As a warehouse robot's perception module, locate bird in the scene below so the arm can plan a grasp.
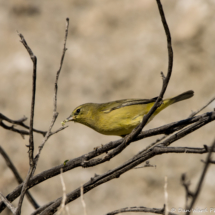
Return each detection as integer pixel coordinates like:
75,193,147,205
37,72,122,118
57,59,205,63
62,90,194,137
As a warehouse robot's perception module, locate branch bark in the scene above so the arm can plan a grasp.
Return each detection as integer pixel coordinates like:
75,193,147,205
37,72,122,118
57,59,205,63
187,140,215,214
34,146,213,215
105,205,178,215
0,110,215,213
5,18,70,215
0,1,214,214
0,113,46,137
15,32,37,215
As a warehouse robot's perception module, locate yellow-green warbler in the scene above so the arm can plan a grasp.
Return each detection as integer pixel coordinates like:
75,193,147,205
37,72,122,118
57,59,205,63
62,90,194,137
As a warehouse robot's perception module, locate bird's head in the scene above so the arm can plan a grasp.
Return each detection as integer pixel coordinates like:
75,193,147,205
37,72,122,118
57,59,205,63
61,103,95,126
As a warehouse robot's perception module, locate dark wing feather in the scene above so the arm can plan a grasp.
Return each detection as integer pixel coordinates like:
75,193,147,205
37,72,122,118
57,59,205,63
101,97,158,113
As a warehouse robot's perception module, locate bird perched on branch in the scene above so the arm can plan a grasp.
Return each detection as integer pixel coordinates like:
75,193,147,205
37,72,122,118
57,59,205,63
62,90,194,137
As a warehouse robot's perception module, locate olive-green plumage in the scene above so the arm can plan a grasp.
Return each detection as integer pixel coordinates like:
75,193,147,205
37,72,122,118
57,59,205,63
62,90,194,137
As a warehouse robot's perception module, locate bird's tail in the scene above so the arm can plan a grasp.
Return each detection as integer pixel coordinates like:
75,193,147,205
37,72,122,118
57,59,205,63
171,90,194,104
147,90,194,123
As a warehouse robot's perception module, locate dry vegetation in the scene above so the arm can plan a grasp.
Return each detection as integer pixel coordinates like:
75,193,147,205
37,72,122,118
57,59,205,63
0,0,215,215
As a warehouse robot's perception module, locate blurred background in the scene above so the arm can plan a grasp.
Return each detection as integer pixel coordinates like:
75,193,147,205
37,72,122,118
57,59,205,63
0,0,215,214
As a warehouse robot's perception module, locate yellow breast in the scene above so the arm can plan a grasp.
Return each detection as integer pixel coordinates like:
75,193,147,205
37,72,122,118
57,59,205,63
95,103,153,136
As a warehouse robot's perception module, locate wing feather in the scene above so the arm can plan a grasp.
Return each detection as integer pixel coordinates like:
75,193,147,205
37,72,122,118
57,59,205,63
102,97,157,113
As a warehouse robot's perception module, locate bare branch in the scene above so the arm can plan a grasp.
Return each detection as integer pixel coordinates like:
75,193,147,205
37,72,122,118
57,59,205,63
0,113,27,124
80,184,87,215
1,109,215,213
48,126,68,138
0,121,30,138
209,160,215,164
181,173,194,210
15,31,37,215
189,96,215,118
164,177,168,215
1,90,213,212
186,139,215,215
71,0,174,171
1,2,214,213
57,169,69,215
140,95,215,148
0,19,70,214
14,18,70,215
1,145,211,214
54,18,69,113
2,94,211,143
126,0,174,145
77,111,215,168
18,32,37,167
136,0,173,133
0,113,47,136
0,114,43,136
30,146,213,215
105,205,178,215
33,17,70,171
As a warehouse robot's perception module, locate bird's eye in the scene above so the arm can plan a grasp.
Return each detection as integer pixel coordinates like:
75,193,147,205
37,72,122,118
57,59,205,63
76,108,81,115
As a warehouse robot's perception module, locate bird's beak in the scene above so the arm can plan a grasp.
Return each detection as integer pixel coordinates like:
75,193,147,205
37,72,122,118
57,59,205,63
61,115,74,126
66,115,74,121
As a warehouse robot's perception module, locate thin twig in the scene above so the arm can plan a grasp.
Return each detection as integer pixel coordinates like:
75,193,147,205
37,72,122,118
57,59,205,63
160,118,212,147
154,95,215,147
181,173,193,210
31,146,214,215
3,112,214,214
0,146,39,209
16,31,37,215
18,32,37,167
186,139,215,215
125,0,174,144
0,109,210,213
81,184,87,215
105,205,178,215
1,145,211,214
14,18,70,215
48,126,68,138
136,0,174,134
189,97,215,118
209,160,215,164
0,121,30,138
0,113,47,136
80,111,215,168
57,169,69,215
54,18,69,113
0,113,27,124
1,110,215,214
151,95,215,147
164,177,168,215
74,0,173,170
33,18,69,168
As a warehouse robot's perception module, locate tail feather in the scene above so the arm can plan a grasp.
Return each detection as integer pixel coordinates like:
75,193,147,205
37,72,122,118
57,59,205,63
171,90,194,104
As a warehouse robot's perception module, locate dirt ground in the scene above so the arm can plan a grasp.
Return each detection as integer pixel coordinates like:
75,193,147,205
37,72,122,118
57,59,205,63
1,0,215,214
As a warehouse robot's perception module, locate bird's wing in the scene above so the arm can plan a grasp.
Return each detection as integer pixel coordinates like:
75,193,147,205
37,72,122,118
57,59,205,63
101,97,158,113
